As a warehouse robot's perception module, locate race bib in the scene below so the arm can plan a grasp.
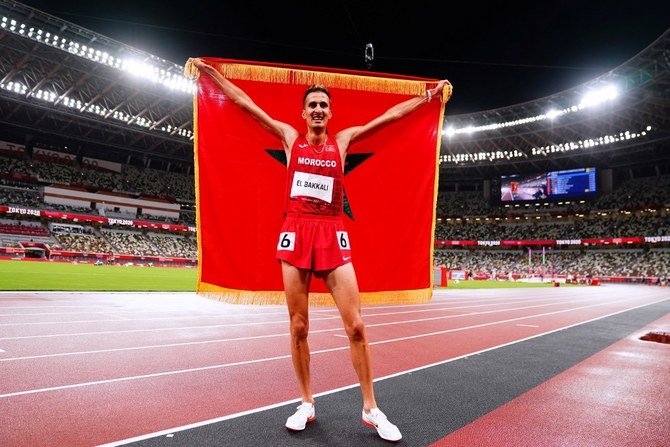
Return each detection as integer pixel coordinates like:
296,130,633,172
336,231,350,250
277,232,295,251
290,171,334,203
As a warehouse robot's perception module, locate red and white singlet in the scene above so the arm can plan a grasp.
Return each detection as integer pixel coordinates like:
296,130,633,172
276,135,352,270
285,134,344,216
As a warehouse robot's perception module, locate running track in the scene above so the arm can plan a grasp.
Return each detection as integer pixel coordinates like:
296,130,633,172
0,286,668,446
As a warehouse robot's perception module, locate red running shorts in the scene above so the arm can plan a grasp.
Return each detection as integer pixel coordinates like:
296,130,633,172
276,214,352,271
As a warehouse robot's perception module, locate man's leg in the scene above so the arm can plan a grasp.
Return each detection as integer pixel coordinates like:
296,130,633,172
323,263,377,411
281,260,314,404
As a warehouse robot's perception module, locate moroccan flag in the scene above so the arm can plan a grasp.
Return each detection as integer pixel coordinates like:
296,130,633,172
186,58,450,305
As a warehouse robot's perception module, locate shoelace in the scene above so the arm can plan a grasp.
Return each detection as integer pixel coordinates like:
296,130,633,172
368,410,387,422
295,404,312,414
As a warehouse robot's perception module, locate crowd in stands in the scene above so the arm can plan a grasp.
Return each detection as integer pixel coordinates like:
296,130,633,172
149,235,198,258
436,191,493,217
52,233,115,253
3,157,670,271
0,187,41,208
102,231,162,256
0,155,194,200
46,225,197,258
434,249,670,278
435,214,670,240
593,175,670,210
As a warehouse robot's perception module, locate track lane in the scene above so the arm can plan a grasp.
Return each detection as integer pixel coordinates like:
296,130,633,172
0,293,648,393
0,287,667,447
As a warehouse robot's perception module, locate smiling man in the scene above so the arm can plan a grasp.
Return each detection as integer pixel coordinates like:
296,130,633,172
191,58,450,442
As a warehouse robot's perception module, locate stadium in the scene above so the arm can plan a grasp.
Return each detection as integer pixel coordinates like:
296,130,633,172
0,1,669,446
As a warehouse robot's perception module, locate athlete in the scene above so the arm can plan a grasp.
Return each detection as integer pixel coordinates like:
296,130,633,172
191,58,450,442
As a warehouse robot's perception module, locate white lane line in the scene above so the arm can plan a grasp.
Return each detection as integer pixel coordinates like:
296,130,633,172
0,347,5,353
333,334,348,338
97,313,129,321
516,324,540,328
0,295,574,328
0,298,596,352
0,306,115,310
96,295,670,447
2,296,666,397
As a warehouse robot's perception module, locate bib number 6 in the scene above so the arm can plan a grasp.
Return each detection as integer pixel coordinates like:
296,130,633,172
336,231,350,250
277,232,296,251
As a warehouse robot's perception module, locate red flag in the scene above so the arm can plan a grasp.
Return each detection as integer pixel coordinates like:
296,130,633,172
187,59,449,305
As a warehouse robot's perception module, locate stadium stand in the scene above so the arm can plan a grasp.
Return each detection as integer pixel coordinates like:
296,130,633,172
0,154,195,201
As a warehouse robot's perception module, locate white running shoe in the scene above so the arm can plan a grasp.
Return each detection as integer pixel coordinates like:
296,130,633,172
362,407,402,441
285,402,315,431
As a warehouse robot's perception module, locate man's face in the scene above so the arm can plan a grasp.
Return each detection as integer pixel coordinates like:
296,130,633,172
302,91,332,130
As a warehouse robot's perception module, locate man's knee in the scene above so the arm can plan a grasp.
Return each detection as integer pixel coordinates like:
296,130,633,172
345,319,366,343
290,315,309,340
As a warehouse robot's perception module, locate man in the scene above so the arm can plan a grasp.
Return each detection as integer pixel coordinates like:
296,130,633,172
191,59,450,442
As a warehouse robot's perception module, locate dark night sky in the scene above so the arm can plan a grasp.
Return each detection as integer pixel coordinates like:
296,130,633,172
22,1,670,115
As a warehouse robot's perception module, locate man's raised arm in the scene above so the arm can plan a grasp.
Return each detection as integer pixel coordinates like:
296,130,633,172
191,59,298,151
335,80,451,153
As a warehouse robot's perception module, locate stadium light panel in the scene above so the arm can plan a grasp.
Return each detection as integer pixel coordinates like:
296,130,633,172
579,84,619,108
446,83,621,137
546,109,561,120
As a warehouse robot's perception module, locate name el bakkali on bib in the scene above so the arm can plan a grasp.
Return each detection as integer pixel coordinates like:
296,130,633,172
291,171,334,203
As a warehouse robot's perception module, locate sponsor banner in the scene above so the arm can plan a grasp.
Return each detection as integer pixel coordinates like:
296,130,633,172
108,218,134,226
502,240,557,246
556,239,582,245
0,140,25,157
0,247,25,254
33,148,76,164
1,206,41,216
477,240,500,246
82,157,123,173
581,237,645,245
644,236,670,243
41,210,107,224
0,206,196,233
435,240,477,246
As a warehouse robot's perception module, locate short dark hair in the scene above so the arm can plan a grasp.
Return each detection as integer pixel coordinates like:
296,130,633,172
303,85,331,105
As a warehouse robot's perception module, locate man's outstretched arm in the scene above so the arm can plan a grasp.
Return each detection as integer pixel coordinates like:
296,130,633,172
335,80,451,153
191,59,298,151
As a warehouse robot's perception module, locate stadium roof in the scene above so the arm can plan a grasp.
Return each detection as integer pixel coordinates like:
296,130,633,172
0,0,669,181
0,0,194,165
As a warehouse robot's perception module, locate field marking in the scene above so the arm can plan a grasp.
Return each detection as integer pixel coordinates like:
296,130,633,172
0,296,597,340
516,324,540,328
94,295,670,447
0,347,5,353
333,334,348,338
0,295,580,328
1,296,666,398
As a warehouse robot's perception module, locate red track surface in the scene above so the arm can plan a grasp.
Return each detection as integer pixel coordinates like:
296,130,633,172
0,287,668,446
432,311,670,447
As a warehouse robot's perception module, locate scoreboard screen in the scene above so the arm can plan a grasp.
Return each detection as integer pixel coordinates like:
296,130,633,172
501,168,597,202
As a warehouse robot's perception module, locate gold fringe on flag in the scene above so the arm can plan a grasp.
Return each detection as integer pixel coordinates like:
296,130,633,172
185,59,432,96
198,281,433,306
429,87,450,287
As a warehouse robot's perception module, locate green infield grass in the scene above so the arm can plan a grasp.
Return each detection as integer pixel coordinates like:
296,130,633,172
0,260,197,291
0,260,576,292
